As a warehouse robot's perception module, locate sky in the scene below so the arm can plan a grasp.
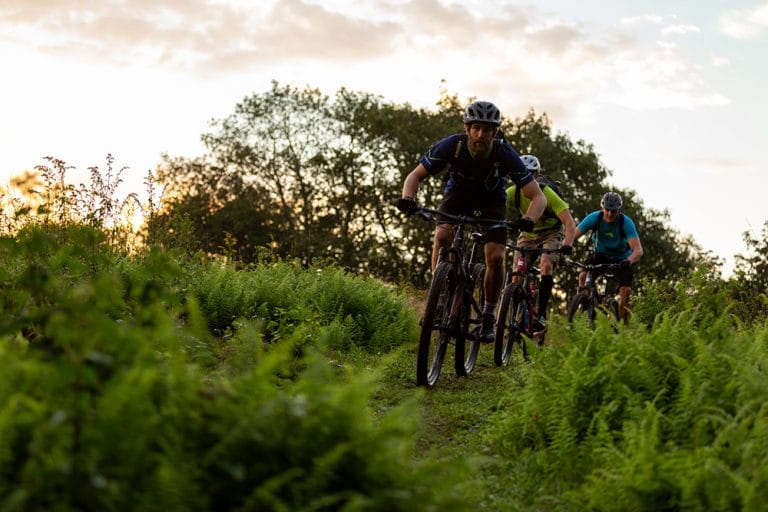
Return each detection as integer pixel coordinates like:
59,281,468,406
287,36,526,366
1,0,766,275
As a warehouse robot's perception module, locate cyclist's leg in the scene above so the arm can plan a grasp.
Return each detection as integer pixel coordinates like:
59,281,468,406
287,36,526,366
479,201,508,310
483,241,505,306
480,224,507,340
432,223,454,271
578,270,587,291
510,230,535,286
512,233,536,283
432,192,468,271
578,252,599,294
618,286,631,323
536,231,562,326
616,264,634,324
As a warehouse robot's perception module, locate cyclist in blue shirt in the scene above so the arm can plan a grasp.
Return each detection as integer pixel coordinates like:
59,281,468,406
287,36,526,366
397,100,546,341
573,191,644,324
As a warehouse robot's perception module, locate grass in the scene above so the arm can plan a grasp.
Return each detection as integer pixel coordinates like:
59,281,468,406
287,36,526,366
362,330,540,510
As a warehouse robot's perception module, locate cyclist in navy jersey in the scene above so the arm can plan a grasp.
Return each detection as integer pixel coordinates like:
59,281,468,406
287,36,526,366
397,100,546,341
573,191,644,324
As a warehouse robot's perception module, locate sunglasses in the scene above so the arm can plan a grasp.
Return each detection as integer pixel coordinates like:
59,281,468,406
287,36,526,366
604,209,619,214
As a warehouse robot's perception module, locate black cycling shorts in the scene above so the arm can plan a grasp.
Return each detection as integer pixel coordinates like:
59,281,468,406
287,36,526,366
438,189,507,244
586,253,634,288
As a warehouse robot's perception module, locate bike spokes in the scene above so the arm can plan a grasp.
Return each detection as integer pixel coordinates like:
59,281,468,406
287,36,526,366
417,263,455,387
456,263,485,377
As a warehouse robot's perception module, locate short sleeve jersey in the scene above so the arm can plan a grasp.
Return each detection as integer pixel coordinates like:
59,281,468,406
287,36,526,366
577,211,639,259
506,184,568,235
419,134,533,204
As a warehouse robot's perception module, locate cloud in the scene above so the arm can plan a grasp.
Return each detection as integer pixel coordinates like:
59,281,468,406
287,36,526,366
605,39,731,110
523,22,589,58
0,0,730,114
254,0,400,60
718,2,768,39
661,24,700,35
620,14,663,25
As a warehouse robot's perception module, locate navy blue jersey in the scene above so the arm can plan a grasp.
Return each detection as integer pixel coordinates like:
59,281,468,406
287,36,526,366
419,134,533,204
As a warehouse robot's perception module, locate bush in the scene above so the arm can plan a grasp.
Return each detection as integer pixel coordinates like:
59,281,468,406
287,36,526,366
481,304,768,511
0,225,460,511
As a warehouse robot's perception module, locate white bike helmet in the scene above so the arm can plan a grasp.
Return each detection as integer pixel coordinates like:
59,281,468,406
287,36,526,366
463,101,502,126
600,191,623,210
520,155,541,173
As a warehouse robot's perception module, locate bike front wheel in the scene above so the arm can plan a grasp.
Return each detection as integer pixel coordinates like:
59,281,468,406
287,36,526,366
567,292,597,328
600,297,620,331
417,262,456,387
455,263,485,377
494,284,526,367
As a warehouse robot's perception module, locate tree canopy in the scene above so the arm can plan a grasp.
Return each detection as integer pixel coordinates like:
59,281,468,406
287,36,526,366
150,81,705,296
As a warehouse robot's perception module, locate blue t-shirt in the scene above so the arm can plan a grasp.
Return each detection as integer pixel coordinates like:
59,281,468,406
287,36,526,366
577,211,638,259
419,134,533,204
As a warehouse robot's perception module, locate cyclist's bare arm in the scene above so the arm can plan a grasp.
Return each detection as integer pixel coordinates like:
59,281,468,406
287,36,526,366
558,208,577,246
401,163,429,199
519,180,546,222
626,236,644,264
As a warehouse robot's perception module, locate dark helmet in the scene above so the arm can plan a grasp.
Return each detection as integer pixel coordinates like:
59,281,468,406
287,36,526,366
463,100,501,126
600,191,623,210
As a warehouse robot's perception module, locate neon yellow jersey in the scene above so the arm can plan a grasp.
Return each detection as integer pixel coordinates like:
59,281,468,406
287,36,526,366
506,184,568,235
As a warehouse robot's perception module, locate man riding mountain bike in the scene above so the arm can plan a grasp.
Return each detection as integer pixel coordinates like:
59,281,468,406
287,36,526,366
397,100,546,342
506,154,576,334
573,191,644,324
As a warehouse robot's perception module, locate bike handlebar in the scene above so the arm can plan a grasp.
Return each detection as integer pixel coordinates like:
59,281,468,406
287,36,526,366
563,259,621,272
507,245,567,255
398,203,536,231
409,206,510,230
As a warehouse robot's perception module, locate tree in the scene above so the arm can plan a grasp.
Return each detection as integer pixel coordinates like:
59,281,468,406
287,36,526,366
729,220,768,321
150,82,706,294
499,110,704,303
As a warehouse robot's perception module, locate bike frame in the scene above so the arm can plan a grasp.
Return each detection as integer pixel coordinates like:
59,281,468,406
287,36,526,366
412,207,507,387
506,250,539,336
495,245,561,366
435,223,485,338
565,260,621,326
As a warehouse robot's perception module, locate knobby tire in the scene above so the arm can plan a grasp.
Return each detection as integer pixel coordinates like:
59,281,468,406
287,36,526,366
494,284,527,367
416,262,456,388
567,292,598,328
455,263,485,377
600,297,621,331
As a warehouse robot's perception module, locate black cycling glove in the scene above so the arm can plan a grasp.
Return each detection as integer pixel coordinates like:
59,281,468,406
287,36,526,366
396,197,418,214
620,259,632,269
560,244,573,256
517,217,535,233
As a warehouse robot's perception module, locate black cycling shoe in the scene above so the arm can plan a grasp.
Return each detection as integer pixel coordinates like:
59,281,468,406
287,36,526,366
531,316,547,334
479,313,496,343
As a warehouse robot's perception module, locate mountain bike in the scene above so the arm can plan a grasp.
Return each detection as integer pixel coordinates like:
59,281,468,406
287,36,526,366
494,246,564,367
405,206,507,388
564,260,621,328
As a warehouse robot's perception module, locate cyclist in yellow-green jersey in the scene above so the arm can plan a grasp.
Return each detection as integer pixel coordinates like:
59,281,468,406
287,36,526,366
506,155,576,333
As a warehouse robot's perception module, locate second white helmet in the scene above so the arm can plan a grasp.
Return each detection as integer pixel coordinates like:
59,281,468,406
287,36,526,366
520,154,541,173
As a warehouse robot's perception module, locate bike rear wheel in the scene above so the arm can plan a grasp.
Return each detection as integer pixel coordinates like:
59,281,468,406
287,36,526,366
417,262,456,387
494,284,526,367
455,263,485,377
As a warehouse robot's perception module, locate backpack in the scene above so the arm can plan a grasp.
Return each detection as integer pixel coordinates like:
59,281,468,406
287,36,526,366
513,174,564,225
593,210,626,243
445,133,504,190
